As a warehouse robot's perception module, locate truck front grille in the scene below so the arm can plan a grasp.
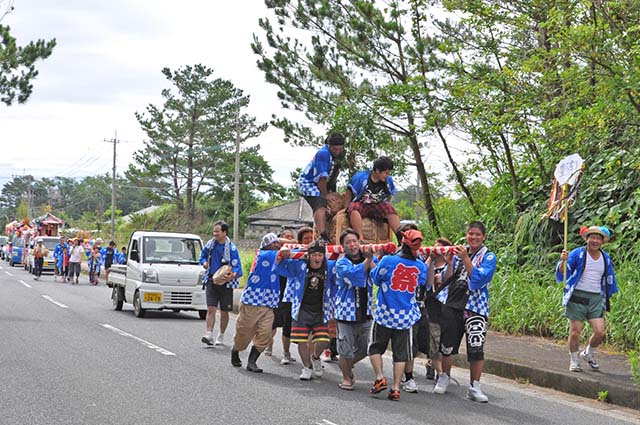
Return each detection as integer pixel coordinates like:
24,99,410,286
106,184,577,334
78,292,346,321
164,291,193,305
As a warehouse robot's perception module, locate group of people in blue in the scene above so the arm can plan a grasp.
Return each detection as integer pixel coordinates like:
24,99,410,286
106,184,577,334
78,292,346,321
52,236,126,284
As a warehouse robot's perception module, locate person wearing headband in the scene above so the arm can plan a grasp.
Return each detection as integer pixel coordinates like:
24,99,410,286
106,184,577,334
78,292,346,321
298,133,346,243
434,221,496,403
368,229,428,401
276,238,337,381
557,225,618,374
231,233,282,373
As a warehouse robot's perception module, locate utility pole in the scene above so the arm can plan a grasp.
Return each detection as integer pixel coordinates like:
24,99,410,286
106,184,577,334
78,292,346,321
104,131,118,242
233,120,241,243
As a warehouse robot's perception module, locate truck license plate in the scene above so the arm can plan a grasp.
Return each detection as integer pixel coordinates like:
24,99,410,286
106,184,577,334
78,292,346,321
43,261,48,266
143,292,162,303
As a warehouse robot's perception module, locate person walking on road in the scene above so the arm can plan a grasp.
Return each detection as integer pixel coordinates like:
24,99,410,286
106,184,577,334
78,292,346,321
334,229,375,391
557,225,618,372
277,239,336,381
103,240,118,284
53,236,69,282
68,239,84,285
231,233,282,373
434,221,497,403
200,221,243,346
32,238,46,281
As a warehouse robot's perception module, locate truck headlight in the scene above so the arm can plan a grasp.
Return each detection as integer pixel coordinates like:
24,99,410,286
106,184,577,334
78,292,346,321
142,269,158,283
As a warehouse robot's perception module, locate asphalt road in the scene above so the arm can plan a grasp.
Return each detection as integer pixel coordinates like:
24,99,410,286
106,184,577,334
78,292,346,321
1,263,638,425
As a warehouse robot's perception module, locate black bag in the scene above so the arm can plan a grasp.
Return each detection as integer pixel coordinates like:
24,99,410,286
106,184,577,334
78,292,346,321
445,278,470,311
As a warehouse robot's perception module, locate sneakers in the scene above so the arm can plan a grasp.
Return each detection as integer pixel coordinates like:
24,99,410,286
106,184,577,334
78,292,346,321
402,378,418,393
264,348,272,357
320,348,335,362
201,334,214,346
467,380,489,403
281,352,296,365
433,372,449,394
311,356,324,377
580,350,600,369
300,367,313,381
214,333,225,346
369,377,388,394
569,361,582,372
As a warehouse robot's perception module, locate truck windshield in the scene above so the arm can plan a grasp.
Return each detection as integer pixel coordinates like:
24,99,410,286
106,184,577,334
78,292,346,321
142,237,202,264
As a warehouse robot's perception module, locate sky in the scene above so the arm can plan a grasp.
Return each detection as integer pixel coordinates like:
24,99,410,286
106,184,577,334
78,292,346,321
0,0,458,196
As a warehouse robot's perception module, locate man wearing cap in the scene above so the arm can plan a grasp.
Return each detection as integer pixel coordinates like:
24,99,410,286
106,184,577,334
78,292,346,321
298,133,346,243
368,229,428,401
557,225,618,372
277,239,337,381
230,233,282,373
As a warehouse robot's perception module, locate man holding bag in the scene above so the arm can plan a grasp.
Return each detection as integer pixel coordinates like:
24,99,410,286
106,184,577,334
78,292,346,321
200,221,243,346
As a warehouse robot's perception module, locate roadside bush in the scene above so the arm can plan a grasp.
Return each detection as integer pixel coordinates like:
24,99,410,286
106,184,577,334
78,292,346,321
489,262,639,352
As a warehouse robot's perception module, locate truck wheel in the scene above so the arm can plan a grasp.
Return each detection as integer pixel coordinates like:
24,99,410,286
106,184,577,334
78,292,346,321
9,259,13,267
198,310,207,320
112,287,124,311
133,291,146,318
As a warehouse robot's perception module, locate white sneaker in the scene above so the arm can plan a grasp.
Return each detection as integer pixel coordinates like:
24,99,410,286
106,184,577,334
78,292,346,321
311,356,324,377
569,360,582,372
281,352,295,365
214,333,225,346
299,367,313,380
580,350,600,369
433,372,449,394
402,378,418,393
201,334,214,346
467,380,489,403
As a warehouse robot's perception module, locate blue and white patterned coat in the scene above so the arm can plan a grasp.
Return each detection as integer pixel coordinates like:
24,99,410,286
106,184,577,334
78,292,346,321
298,145,334,197
555,247,617,308
348,170,397,202
370,255,428,330
334,255,374,321
199,238,243,289
53,242,70,262
276,259,336,323
240,250,281,308
436,247,496,317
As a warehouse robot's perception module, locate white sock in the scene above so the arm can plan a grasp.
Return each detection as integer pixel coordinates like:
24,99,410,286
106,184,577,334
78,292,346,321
217,332,224,338
206,331,213,338
570,351,579,363
585,345,594,356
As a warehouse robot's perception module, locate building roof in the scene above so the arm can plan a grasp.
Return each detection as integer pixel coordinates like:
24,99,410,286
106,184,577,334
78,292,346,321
247,198,313,225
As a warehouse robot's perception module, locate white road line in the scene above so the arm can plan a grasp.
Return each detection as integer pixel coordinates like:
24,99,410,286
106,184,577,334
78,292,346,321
316,420,339,425
18,280,32,288
5,271,13,276
100,324,176,356
41,295,69,309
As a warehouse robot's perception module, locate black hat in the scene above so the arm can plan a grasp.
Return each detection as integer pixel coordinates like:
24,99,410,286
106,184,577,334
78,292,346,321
307,238,326,255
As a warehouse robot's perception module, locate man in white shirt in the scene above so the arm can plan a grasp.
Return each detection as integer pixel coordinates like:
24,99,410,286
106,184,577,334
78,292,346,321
557,226,618,372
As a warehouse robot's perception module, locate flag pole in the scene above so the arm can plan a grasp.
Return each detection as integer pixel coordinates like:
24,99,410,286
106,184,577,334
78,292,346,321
562,183,569,285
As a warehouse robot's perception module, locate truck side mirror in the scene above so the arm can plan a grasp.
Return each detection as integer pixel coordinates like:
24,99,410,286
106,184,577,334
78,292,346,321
130,250,139,262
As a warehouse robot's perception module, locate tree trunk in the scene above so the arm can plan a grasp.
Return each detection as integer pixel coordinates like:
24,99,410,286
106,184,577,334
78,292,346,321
498,131,520,209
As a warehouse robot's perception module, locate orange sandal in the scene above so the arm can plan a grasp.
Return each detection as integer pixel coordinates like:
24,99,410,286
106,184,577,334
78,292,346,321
387,389,400,401
369,377,388,394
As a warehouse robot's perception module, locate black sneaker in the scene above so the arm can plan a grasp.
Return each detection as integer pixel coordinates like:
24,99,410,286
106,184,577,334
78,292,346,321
426,365,435,381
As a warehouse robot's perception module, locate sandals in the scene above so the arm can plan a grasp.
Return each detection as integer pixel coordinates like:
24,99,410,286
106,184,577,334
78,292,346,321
387,389,400,401
338,382,353,391
369,377,388,394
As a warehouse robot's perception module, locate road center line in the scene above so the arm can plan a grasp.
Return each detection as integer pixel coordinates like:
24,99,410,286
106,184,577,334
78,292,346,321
5,271,13,276
41,295,69,309
18,280,32,288
316,420,339,425
100,324,176,356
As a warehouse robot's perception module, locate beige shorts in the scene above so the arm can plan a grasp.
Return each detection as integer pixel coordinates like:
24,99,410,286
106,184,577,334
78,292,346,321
233,304,275,352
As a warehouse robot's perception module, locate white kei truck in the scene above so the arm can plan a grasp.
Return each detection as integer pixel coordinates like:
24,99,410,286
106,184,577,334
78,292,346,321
108,231,208,319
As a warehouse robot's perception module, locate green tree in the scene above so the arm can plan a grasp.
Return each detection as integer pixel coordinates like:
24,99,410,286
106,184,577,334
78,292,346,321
127,64,269,219
0,4,56,105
